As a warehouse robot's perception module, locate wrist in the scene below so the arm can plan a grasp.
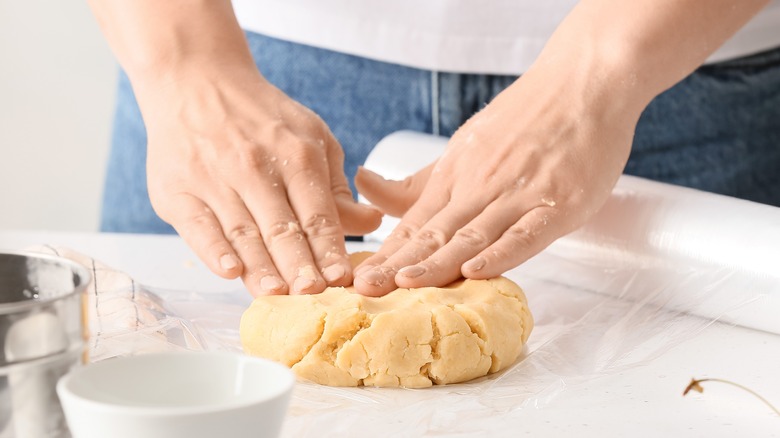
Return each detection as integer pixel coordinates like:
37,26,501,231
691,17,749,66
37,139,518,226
515,30,655,133
511,53,647,132
526,0,769,117
134,55,261,90
89,0,260,101
130,57,270,129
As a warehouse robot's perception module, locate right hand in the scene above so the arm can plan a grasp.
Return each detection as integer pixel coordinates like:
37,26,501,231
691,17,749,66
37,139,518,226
352,64,637,296
136,66,382,297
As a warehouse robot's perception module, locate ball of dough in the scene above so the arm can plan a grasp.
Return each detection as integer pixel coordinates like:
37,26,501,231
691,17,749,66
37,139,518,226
240,263,533,388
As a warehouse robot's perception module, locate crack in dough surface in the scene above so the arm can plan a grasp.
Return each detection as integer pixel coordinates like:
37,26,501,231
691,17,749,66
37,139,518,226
240,255,533,388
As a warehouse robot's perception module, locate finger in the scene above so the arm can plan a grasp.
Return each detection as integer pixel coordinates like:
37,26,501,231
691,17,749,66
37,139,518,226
394,201,524,288
352,222,423,296
355,164,434,217
242,177,327,295
322,139,383,236
334,194,383,236
280,144,353,288
158,194,243,280
210,192,288,297
381,202,485,282
353,173,448,273
461,207,562,279
353,187,449,296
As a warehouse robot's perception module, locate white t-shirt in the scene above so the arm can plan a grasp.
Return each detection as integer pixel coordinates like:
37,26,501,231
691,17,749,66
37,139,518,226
233,0,780,75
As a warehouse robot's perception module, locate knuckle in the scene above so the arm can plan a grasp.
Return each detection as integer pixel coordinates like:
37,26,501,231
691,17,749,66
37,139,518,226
236,148,265,171
411,228,448,251
225,224,262,245
283,144,325,184
231,138,272,172
264,220,305,247
453,227,490,248
320,132,342,155
178,209,216,234
301,213,342,239
287,142,321,169
504,225,536,251
387,225,416,242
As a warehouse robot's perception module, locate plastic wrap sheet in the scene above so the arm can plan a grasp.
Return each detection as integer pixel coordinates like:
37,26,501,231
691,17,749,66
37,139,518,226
32,226,774,437
29,131,780,436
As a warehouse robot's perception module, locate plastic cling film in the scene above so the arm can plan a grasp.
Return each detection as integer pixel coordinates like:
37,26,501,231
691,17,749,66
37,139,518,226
29,239,760,437
272,247,760,436
546,174,780,335
21,246,244,362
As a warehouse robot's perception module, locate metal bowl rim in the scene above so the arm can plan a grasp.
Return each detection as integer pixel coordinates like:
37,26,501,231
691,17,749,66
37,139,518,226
0,250,91,314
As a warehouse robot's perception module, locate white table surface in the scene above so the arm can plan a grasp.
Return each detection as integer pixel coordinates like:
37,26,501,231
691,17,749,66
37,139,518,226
1,230,778,437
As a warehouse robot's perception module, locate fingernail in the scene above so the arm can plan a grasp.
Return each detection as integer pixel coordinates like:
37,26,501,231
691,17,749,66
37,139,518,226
294,265,318,293
293,276,316,293
354,264,373,276
358,268,389,287
362,204,383,214
360,272,384,286
260,275,285,293
463,256,486,272
322,264,346,283
220,254,238,270
398,265,426,278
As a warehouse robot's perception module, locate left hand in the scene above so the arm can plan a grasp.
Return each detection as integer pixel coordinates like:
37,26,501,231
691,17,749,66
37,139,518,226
352,61,643,296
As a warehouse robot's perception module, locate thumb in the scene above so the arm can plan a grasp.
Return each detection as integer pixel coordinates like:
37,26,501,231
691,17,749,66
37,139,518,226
322,135,383,235
355,163,434,218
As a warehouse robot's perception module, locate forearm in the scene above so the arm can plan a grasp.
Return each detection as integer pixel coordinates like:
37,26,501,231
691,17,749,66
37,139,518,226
87,0,257,93
521,0,769,116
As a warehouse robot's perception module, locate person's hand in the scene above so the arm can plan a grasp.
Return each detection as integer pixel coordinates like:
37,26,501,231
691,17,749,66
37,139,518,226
138,67,382,297
352,61,644,296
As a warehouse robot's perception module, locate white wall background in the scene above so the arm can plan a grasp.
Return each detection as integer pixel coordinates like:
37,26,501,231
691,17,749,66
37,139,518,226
0,0,116,231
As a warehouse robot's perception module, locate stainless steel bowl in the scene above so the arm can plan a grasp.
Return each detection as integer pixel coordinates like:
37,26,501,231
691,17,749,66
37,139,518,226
0,252,89,438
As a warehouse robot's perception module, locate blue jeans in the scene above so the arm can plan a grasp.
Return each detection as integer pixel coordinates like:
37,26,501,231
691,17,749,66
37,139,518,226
101,32,780,233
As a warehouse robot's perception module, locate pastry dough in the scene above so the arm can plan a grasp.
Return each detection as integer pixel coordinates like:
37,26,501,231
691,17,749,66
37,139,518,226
240,255,533,388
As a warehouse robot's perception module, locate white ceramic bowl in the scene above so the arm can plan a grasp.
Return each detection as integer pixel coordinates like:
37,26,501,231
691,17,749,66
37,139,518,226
56,352,294,438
